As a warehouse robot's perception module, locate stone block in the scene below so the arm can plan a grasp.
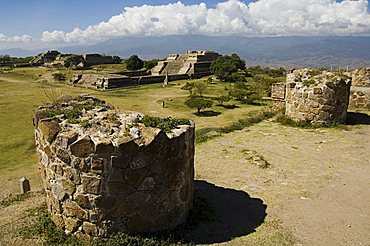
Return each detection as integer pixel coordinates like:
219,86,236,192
39,121,61,143
91,158,105,172
19,177,30,194
75,194,91,209
51,214,65,228
95,138,115,154
64,200,88,220
61,178,76,196
65,217,81,233
81,175,101,194
313,87,323,94
70,136,95,158
83,222,98,236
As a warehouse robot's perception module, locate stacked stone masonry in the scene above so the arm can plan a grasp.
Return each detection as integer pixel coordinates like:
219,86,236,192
34,95,195,237
272,68,352,125
151,50,220,78
349,86,370,110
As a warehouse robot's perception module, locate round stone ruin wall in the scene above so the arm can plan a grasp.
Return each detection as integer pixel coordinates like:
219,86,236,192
285,69,351,125
33,95,195,238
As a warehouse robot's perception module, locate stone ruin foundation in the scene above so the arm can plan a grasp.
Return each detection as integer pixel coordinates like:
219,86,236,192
33,95,195,238
273,68,352,125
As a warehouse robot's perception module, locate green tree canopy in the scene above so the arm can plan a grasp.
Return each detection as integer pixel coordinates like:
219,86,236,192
144,60,158,70
126,55,144,71
210,54,246,82
112,56,122,64
185,96,213,115
64,55,84,68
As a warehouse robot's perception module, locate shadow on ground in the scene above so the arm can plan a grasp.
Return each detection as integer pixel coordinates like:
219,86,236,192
196,111,221,117
346,112,370,125
185,180,267,244
218,104,240,109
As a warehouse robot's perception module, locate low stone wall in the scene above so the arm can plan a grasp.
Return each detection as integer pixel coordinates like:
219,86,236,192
349,86,370,110
351,67,370,87
34,95,194,237
285,69,351,125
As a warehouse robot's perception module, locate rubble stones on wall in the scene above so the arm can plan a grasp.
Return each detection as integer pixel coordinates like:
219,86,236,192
285,69,351,125
351,67,370,87
34,95,195,237
349,86,370,110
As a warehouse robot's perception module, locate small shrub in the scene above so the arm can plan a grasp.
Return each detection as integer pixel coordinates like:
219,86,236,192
185,96,213,115
302,79,315,87
141,115,190,132
52,73,66,82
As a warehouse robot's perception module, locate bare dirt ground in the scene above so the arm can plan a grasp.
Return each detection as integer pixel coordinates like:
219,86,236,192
0,117,369,245
194,118,370,245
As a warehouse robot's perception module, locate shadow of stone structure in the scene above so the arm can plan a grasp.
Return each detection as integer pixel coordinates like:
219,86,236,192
185,180,267,244
346,112,370,125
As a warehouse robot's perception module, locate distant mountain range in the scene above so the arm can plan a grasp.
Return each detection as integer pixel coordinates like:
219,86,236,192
1,35,370,68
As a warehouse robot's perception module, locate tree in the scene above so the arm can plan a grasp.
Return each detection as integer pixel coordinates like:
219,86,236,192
144,60,158,70
181,81,208,96
126,55,144,71
229,82,261,104
52,72,66,81
185,96,213,115
210,53,246,82
112,56,122,64
64,55,84,68
216,95,231,105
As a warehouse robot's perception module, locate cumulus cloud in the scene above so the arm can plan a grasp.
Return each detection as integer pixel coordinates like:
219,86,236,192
36,0,370,44
0,33,32,43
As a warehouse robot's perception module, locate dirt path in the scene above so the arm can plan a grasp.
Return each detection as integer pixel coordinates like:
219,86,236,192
194,119,370,245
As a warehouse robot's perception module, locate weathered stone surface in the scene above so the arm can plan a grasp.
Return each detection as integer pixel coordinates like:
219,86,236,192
19,177,31,194
349,86,370,110
51,214,65,228
65,217,81,233
64,200,88,220
70,136,95,158
81,175,101,194
95,138,114,154
82,222,98,236
56,148,70,164
91,158,104,172
61,179,76,196
282,68,351,125
57,131,78,149
39,120,61,143
34,95,194,236
75,194,91,209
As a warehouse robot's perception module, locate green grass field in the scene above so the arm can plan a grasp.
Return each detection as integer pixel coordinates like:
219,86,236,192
0,66,268,179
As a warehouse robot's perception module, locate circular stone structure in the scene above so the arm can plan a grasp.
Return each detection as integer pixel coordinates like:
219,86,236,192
285,69,351,125
33,95,194,237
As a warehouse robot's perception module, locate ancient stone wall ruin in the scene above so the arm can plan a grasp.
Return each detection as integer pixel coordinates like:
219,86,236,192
34,95,195,237
272,69,351,125
151,50,220,78
351,67,370,87
349,86,370,110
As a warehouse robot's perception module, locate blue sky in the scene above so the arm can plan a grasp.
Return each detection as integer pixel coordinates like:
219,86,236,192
0,0,253,37
0,0,369,49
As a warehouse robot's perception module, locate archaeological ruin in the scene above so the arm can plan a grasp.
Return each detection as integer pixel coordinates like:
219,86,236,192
151,50,220,78
33,95,195,237
68,50,220,90
30,51,115,68
272,68,352,125
348,67,370,110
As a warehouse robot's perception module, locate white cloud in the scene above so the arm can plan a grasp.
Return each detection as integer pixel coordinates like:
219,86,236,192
34,0,370,44
0,33,32,43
